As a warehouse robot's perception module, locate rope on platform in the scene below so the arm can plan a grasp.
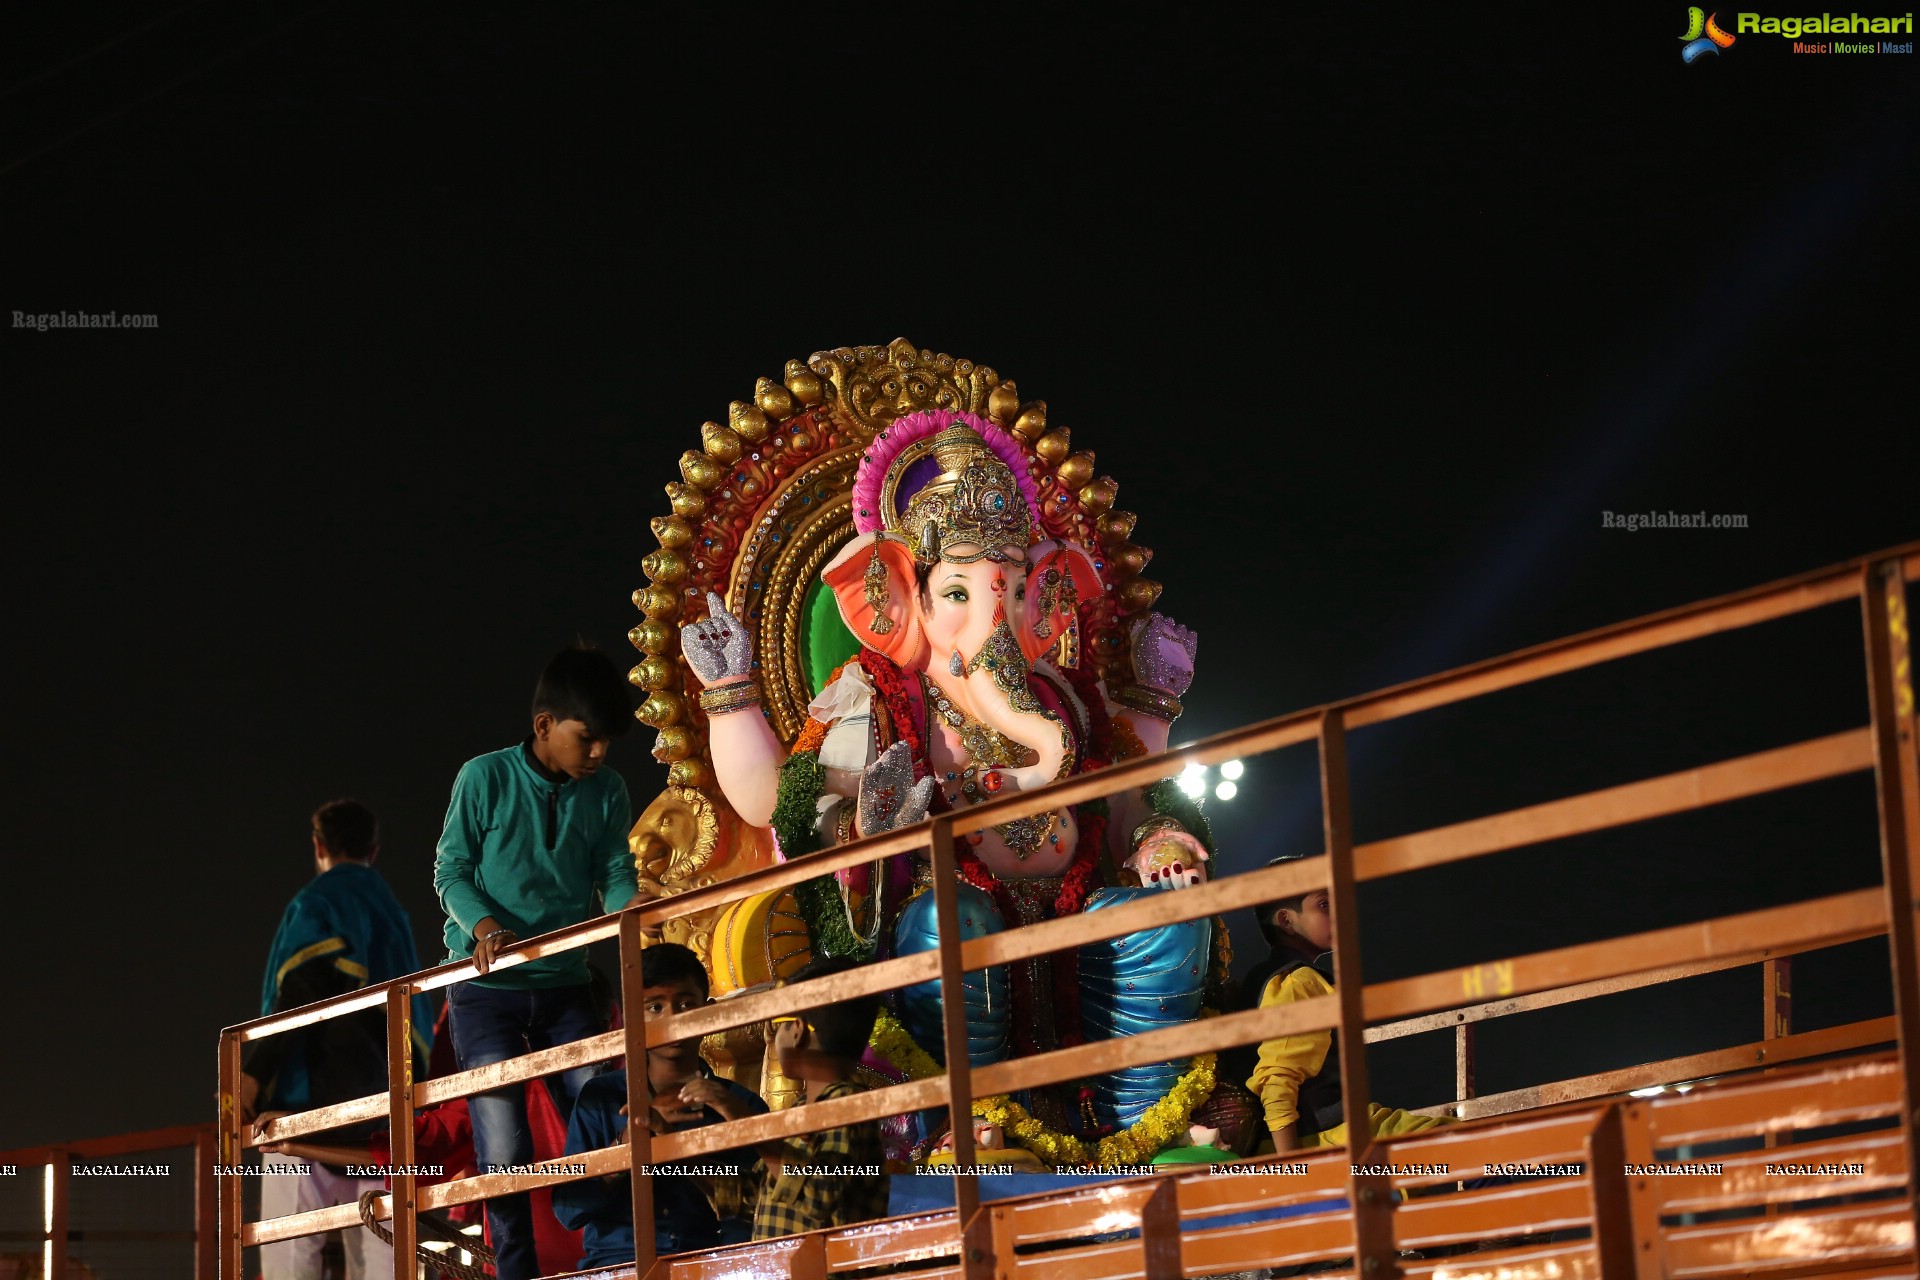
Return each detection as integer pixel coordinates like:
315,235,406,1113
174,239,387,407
358,1188,496,1280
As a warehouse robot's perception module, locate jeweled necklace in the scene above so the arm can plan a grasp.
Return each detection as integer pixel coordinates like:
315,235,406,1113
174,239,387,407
918,673,1057,861
918,674,1033,769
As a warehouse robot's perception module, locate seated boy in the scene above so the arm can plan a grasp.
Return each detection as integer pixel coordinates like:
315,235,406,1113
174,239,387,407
1248,854,1444,1152
554,943,767,1266
751,957,890,1239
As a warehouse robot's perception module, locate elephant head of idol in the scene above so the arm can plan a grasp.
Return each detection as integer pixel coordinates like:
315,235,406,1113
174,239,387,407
821,411,1103,787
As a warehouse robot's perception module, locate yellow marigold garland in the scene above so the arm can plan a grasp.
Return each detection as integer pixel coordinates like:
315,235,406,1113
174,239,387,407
870,1006,1219,1168
872,1006,942,1081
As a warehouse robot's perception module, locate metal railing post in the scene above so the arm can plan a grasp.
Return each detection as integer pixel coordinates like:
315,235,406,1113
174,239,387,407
1763,957,1792,1041
385,985,418,1274
217,1031,244,1279
928,815,984,1278
1862,559,1920,1180
46,1152,68,1280
1584,1106,1637,1280
194,1125,217,1279
1453,1022,1476,1112
1321,709,1395,1276
620,908,657,1278
1760,955,1791,1207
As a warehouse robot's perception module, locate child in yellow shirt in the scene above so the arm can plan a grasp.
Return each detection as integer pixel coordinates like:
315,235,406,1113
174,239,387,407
1246,856,1444,1152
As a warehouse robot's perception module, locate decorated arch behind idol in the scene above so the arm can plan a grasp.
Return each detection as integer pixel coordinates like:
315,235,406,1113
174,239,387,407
625,338,1246,1168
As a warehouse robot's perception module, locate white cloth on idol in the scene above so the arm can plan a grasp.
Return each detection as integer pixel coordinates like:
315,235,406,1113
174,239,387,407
808,664,877,773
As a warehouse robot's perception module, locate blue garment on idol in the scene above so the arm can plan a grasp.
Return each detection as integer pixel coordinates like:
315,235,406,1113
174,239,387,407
251,862,433,1113
554,1068,769,1265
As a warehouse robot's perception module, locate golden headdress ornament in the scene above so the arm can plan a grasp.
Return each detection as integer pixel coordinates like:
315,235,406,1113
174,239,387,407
852,410,1040,565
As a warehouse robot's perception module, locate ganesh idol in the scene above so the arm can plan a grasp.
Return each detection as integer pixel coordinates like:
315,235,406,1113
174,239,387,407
674,407,1249,1168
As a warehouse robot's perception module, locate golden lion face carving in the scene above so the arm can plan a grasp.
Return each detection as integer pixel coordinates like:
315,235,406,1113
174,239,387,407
632,785,721,888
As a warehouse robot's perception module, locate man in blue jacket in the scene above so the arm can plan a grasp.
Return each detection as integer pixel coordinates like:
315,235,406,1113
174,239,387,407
241,798,432,1280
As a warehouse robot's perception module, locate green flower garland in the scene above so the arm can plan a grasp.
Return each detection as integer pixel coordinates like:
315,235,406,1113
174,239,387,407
771,751,827,859
772,751,873,962
797,875,869,962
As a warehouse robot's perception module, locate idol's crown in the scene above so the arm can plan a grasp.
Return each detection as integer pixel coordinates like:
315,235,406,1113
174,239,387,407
897,424,1033,565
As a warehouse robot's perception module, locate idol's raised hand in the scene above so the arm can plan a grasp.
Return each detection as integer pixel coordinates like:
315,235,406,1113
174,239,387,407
682,591,753,687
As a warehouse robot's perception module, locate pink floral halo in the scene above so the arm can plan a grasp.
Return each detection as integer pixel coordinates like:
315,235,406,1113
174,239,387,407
850,409,1041,538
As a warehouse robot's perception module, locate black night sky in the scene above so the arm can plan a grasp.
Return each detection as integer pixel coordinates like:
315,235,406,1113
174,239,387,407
2,3,1915,1155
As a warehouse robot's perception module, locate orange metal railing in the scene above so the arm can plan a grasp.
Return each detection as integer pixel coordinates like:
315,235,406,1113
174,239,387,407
0,1123,217,1280
211,541,1920,1279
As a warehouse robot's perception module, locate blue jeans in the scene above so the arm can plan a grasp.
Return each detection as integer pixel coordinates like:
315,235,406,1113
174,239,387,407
446,981,604,1280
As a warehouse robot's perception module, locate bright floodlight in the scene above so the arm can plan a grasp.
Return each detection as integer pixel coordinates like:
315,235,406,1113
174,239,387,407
1220,759,1245,780
1215,781,1238,801
1177,764,1208,797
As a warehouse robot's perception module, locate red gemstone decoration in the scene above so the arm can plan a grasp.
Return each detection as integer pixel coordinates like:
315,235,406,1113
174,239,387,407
982,770,1004,793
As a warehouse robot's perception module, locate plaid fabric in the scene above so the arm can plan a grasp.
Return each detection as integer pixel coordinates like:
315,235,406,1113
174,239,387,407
752,1080,890,1239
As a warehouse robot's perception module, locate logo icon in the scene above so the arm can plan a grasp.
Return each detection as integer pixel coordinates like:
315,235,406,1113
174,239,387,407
1680,8,1737,61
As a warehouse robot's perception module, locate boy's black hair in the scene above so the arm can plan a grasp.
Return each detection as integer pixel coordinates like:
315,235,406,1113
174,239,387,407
640,942,710,997
1256,853,1323,949
532,646,634,739
786,956,879,1059
312,798,378,861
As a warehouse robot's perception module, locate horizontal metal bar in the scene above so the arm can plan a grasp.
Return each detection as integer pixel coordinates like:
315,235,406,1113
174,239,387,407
971,996,1339,1101
621,950,942,1047
243,1197,373,1244
248,1090,396,1147
1355,729,1874,880
415,1028,618,1108
1648,1129,1907,1215
1662,1194,1914,1273
251,1029,635,1146
0,1123,212,1167
1343,554,1883,729
252,1073,965,1235
1365,925,1877,1043
1642,1052,1903,1145
1421,1017,1896,1122
657,1001,1340,1165
0,1229,198,1243
636,718,1324,929
253,868,1341,1132
648,857,1330,1046
1394,1180,1594,1249
959,856,1329,972
242,1143,640,1243
1364,888,1887,1024
635,822,940,926
605,1074,955,1166
937,716,1325,833
227,916,628,1042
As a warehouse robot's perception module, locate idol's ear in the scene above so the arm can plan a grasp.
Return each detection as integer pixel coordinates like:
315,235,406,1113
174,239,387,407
823,533,926,669
1020,540,1103,665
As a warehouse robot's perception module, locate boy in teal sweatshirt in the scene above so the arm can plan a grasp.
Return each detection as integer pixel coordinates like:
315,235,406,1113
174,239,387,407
434,646,644,1280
